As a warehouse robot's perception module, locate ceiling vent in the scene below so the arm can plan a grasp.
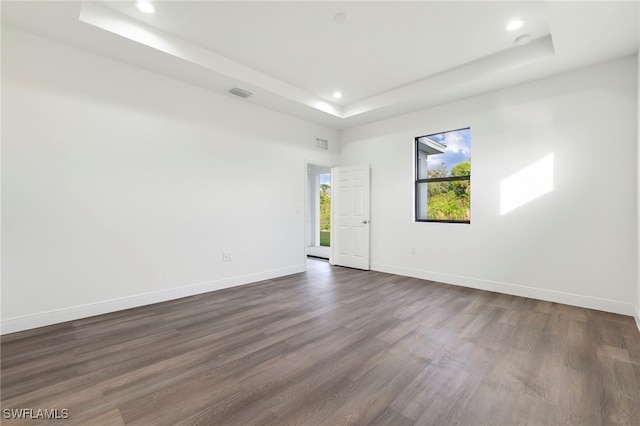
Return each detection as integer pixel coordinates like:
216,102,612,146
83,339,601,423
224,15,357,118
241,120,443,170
315,137,329,151
228,87,253,98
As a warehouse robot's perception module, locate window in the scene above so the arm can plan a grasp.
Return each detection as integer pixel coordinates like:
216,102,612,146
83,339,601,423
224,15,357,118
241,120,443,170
415,128,471,223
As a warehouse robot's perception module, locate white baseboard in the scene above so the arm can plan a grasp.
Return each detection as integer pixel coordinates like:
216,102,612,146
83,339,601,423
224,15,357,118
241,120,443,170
1,264,305,335
4,263,637,335
371,263,637,317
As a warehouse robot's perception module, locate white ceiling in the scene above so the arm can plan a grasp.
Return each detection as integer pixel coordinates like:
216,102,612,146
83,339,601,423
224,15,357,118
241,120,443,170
2,1,639,129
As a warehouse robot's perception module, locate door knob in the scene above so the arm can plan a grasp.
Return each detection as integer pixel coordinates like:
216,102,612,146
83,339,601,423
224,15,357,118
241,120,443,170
362,220,369,224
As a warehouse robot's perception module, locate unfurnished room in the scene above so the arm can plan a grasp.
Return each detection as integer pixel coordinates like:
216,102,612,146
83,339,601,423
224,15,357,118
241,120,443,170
1,1,640,425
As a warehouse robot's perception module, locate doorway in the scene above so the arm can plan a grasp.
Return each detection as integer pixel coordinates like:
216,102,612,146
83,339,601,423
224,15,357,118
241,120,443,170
306,163,331,259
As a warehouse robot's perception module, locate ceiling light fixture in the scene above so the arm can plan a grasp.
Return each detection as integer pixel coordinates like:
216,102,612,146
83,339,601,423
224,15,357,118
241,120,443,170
506,18,525,32
332,91,343,99
135,0,156,14
514,34,532,46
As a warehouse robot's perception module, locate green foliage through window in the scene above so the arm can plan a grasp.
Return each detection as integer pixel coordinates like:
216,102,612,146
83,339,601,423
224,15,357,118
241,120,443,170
415,128,471,223
320,183,331,231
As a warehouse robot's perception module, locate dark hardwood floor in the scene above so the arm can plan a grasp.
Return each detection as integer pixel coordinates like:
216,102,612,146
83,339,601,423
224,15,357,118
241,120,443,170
2,259,639,425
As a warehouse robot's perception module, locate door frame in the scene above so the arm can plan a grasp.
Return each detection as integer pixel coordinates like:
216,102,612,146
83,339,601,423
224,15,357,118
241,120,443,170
304,160,334,266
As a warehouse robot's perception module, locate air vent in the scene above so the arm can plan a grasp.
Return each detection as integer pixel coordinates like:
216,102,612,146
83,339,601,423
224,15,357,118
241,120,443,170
228,87,253,98
315,137,329,151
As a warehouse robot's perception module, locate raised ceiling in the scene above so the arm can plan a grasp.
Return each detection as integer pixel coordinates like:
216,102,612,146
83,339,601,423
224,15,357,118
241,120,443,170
2,1,639,129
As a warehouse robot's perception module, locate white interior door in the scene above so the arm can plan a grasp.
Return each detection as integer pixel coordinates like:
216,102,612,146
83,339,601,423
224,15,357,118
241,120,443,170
331,164,370,270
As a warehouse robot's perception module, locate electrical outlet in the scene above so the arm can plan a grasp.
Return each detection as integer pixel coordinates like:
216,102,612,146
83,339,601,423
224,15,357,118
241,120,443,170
222,252,231,262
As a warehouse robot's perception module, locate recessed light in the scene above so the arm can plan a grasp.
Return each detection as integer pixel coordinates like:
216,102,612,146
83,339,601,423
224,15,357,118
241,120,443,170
135,0,156,14
514,34,532,46
332,91,343,99
333,12,348,24
506,18,525,32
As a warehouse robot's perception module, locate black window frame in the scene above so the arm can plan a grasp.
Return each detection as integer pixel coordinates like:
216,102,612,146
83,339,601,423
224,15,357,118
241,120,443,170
415,127,471,224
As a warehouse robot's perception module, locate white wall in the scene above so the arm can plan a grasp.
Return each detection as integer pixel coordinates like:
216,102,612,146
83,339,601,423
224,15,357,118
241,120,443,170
637,49,640,328
1,27,338,333
340,56,638,316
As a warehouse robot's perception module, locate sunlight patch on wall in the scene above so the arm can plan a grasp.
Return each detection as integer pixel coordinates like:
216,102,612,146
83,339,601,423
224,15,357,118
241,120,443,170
500,153,554,215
